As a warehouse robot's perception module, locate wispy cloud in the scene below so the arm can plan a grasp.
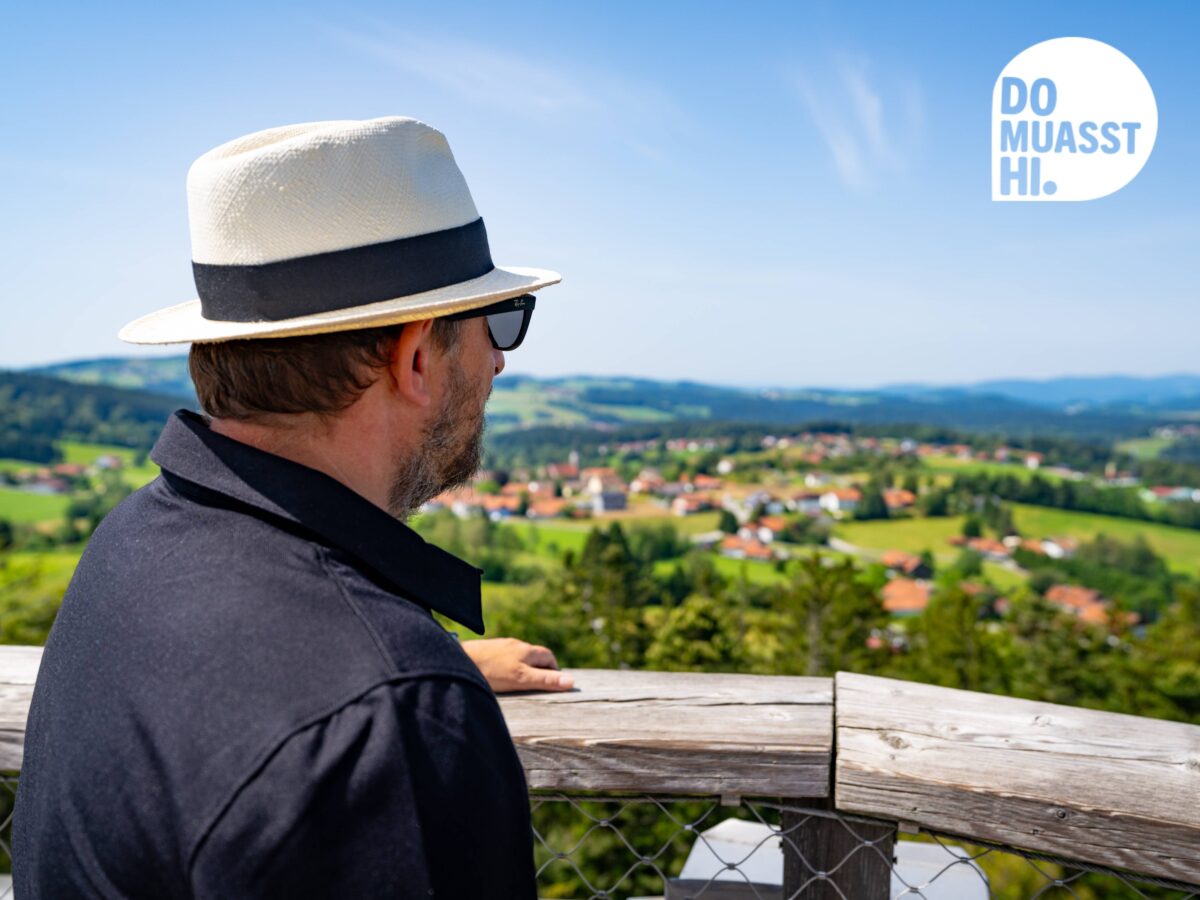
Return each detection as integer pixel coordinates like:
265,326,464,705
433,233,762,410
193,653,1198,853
327,25,596,116
790,53,924,191
317,21,688,156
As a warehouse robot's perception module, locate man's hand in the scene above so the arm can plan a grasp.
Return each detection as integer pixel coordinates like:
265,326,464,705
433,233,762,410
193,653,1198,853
461,638,575,693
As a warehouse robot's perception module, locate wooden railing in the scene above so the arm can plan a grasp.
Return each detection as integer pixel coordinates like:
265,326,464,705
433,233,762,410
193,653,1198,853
2,647,1199,896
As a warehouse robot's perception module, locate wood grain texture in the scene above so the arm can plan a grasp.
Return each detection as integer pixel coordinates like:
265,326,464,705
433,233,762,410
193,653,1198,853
0,645,41,771
500,669,834,798
834,672,1200,886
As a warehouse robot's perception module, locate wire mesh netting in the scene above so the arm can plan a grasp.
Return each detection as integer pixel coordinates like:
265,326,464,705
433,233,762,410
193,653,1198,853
0,775,16,898
0,775,1195,899
531,793,1200,900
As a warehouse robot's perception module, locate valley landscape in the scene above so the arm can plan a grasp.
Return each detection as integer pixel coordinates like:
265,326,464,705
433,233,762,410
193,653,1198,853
5,359,1200,897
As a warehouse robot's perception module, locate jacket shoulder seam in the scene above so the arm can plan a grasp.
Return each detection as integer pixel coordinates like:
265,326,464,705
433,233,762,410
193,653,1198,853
185,672,497,880
318,547,402,678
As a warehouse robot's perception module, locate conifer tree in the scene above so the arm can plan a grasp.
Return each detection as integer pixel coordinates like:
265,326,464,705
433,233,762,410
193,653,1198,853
781,553,888,676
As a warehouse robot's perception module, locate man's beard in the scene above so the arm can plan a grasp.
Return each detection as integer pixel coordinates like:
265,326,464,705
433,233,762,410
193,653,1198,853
387,358,487,520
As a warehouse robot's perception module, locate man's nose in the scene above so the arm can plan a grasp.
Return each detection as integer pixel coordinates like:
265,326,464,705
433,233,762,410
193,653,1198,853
492,347,506,376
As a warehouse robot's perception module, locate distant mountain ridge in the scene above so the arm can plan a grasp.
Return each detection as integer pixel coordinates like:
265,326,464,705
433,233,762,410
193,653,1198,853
882,375,1200,410
28,356,197,401
30,356,1200,412
19,356,1200,439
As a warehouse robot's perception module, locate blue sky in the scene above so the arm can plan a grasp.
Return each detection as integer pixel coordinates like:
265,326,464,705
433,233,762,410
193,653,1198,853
2,1,1197,387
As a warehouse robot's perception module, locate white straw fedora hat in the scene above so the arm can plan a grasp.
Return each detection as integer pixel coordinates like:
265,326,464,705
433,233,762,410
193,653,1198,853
119,116,560,344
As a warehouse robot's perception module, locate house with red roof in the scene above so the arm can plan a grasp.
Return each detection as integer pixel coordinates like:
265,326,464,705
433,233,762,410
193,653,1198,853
966,537,1010,561
819,487,861,516
880,550,932,579
882,579,931,616
672,494,713,516
526,499,570,520
882,488,916,511
738,516,789,544
719,535,776,561
789,492,823,516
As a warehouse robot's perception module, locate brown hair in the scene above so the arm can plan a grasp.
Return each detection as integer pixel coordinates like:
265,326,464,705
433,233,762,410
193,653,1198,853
189,319,461,419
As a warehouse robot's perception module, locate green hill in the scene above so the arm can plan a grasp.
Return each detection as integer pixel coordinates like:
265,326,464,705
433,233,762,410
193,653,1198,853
18,356,1181,440
0,371,184,458
30,356,196,400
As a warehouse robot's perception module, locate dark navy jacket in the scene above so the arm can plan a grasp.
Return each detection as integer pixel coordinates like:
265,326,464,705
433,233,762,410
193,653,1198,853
13,410,536,899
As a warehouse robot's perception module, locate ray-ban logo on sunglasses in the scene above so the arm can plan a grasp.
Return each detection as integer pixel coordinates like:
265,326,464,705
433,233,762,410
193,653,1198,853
991,37,1157,202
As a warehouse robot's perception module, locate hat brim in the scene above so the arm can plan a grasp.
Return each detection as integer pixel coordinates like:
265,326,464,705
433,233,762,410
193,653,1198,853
119,265,561,345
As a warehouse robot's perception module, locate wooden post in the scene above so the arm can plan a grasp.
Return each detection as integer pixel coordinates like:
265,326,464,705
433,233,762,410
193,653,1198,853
781,797,894,900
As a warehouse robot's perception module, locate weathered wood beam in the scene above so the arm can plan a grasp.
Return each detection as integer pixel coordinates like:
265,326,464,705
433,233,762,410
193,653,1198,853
0,645,41,771
834,672,1200,886
500,669,834,798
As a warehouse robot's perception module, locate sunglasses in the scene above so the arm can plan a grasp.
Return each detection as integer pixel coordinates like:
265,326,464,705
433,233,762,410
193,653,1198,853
445,294,536,351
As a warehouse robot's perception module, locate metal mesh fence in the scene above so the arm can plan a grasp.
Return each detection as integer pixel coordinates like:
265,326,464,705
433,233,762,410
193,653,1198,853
531,793,1200,900
0,775,16,898
0,776,1194,899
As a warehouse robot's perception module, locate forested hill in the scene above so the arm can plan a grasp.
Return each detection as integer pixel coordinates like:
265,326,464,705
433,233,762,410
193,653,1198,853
490,376,1157,439
0,371,185,461
28,356,196,400
19,357,1185,441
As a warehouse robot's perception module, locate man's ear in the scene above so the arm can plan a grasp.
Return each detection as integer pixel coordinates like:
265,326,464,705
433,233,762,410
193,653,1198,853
389,318,437,408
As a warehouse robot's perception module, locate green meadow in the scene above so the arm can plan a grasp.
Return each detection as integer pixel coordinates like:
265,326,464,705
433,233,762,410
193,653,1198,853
835,505,1200,577
835,515,966,556
0,488,71,525
0,441,161,526
59,441,160,487
1010,503,1200,577
1115,436,1174,460
922,456,1064,484
4,548,84,583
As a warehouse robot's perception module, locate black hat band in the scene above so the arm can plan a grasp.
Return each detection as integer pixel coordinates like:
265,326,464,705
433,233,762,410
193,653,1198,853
193,217,494,322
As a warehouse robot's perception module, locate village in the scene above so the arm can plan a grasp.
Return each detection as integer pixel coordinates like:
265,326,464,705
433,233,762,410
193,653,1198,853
0,454,129,496
421,428,1200,630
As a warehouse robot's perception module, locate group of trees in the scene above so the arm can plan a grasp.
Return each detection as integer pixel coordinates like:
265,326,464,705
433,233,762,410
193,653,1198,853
5,506,1198,896
0,554,65,645
0,372,180,453
1017,533,1178,622
951,470,1200,530
446,519,1200,726
0,470,136,553
405,508,1200,721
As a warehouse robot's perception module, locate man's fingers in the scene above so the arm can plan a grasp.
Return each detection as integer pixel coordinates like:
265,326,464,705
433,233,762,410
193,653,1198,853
520,663,573,691
523,644,558,670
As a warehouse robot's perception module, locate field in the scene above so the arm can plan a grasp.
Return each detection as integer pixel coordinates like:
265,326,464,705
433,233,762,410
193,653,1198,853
922,456,1064,484
504,519,592,557
505,512,801,585
506,512,872,586
4,548,83,584
485,388,591,427
0,441,161,526
59,441,160,487
0,488,71,525
1010,503,1200,576
505,511,721,544
1115,436,1173,460
835,505,1200,578
653,554,790,585
835,515,966,556
10,480,1200,622
0,459,43,475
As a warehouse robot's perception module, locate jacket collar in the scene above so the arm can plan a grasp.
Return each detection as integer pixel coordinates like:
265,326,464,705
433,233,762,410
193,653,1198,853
151,409,485,634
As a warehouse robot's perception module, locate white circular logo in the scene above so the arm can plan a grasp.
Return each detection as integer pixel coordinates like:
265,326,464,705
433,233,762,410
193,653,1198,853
991,37,1157,202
